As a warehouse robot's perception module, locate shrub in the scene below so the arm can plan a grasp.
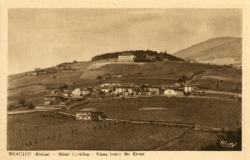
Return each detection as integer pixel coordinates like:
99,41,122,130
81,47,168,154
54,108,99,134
19,99,26,107
59,84,68,90
27,102,35,109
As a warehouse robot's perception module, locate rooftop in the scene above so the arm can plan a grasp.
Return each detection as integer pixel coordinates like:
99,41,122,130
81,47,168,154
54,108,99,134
119,53,134,56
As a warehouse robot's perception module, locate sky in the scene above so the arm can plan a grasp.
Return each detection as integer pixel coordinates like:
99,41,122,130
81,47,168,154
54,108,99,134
8,9,242,74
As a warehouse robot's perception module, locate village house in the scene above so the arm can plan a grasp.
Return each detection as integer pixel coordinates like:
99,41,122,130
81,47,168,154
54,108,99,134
184,86,193,95
81,89,90,96
72,88,82,96
184,86,199,95
75,111,106,121
115,87,133,96
71,88,90,98
100,87,112,94
148,85,161,95
44,95,67,105
118,53,136,62
163,89,183,96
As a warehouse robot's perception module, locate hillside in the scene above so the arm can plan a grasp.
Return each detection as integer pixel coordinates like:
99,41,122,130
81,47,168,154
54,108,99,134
8,60,241,109
92,50,184,62
174,37,242,66
7,59,242,150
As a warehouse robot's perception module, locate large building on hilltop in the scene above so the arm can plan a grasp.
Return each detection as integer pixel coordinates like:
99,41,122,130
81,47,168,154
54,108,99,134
118,53,135,62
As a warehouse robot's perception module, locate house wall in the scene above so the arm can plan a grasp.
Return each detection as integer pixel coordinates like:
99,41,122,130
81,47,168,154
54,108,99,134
118,55,135,62
72,89,81,96
164,89,183,96
44,96,63,105
76,113,91,120
184,86,193,93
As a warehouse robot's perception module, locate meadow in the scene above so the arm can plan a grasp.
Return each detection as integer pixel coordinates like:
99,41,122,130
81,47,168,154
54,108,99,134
8,96,241,150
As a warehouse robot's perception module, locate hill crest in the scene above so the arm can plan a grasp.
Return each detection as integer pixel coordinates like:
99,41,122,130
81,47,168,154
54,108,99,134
174,37,242,66
91,50,184,62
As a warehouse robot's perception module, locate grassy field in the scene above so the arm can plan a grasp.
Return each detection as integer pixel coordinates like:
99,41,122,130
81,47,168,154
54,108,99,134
8,61,241,90
81,96,241,129
8,112,188,150
8,96,241,150
8,71,82,89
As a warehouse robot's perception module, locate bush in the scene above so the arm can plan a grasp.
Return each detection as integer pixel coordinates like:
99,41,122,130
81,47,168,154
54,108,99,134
19,99,26,107
27,103,35,109
59,84,68,90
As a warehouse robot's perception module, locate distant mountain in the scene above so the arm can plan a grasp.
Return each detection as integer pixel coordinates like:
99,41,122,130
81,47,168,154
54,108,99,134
174,37,242,66
92,50,184,62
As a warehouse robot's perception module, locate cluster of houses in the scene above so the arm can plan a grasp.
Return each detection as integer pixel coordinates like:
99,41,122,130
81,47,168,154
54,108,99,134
42,81,199,110
98,82,197,97
43,88,90,107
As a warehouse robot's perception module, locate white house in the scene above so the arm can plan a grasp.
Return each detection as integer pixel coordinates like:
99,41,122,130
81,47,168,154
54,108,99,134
164,89,183,96
76,112,91,120
82,90,90,96
184,86,193,94
101,88,111,93
75,111,106,121
72,88,82,96
72,88,90,96
115,87,133,96
118,53,135,62
115,88,127,94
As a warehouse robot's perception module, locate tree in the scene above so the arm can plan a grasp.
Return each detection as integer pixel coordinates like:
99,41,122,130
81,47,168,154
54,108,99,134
96,75,102,80
235,86,240,92
35,68,41,71
27,102,35,109
59,84,68,90
178,75,188,84
215,80,220,89
19,99,26,107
